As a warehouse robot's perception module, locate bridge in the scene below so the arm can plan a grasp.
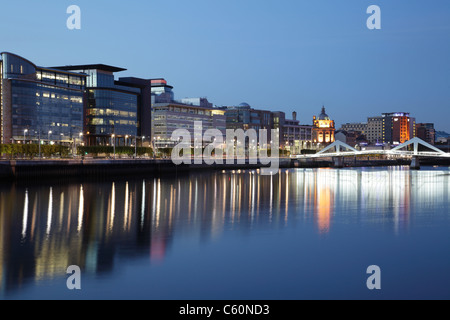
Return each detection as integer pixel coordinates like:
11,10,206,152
292,137,450,169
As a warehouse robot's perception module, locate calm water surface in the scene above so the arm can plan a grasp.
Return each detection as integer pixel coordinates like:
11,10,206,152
1,166,450,300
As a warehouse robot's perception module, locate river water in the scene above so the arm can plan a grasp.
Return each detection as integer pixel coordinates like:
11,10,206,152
1,166,449,300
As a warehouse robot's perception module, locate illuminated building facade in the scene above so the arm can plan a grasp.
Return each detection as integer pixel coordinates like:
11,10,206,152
52,65,151,146
152,101,226,149
312,106,335,145
382,112,416,145
0,52,86,145
151,80,226,149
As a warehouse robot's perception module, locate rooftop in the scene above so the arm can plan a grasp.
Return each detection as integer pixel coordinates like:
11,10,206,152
50,64,127,73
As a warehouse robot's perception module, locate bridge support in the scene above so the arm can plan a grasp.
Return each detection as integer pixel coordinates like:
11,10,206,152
333,157,344,168
410,156,420,170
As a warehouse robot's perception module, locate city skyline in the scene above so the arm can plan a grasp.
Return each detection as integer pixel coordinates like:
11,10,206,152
1,1,449,131
2,1,450,302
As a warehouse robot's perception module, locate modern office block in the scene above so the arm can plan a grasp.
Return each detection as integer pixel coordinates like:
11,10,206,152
53,64,144,146
0,52,86,146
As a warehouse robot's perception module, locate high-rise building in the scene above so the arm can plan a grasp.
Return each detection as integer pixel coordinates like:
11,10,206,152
382,112,415,145
312,106,335,145
416,123,435,145
0,52,86,145
53,65,149,146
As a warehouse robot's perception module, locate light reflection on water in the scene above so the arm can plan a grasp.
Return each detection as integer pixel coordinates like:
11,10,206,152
1,166,450,299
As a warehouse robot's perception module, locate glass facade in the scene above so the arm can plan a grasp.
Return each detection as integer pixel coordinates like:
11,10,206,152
52,66,143,146
0,52,86,145
1,52,36,79
151,79,174,103
86,88,138,145
11,80,83,143
81,69,114,88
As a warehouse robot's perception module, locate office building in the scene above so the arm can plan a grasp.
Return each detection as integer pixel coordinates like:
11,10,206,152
117,77,153,140
152,102,226,149
151,80,226,149
53,65,150,146
0,52,86,146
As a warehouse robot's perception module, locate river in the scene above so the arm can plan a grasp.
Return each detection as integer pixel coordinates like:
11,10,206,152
1,166,449,299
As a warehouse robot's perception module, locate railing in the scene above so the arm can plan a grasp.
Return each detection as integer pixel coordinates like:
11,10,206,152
292,138,450,159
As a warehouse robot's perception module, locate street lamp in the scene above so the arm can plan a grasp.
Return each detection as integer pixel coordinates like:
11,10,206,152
37,131,41,159
60,133,64,158
135,136,137,159
74,133,83,157
24,129,28,145
48,131,52,145
125,135,129,147
112,134,116,159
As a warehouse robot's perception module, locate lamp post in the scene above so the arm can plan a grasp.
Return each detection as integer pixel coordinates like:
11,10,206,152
135,136,137,159
24,129,28,145
141,136,146,158
79,132,83,147
38,131,41,159
48,131,52,145
74,133,83,158
60,133,64,158
112,134,116,159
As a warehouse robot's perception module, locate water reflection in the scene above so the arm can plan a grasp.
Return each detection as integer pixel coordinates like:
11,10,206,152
0,167,449,296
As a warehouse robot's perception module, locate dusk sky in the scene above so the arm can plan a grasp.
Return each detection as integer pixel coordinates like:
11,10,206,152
1,0,449,130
